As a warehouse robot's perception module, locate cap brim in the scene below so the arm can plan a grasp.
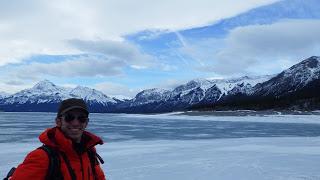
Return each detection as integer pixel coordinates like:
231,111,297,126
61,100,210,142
60,106,89,115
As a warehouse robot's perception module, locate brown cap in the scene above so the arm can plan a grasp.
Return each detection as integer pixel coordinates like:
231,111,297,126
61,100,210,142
57,98,89,117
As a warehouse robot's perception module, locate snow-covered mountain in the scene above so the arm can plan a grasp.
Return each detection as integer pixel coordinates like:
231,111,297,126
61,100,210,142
166,79,214,107
211,56,320,111
2,80,70,105
110,95,131,101
116,56,320,113
210,75,274,96
116,75,273,113
0,56,319,113
70,86,117,105
254,56,320,97
1,80,118,105
131,88,171,105
0,80,119,112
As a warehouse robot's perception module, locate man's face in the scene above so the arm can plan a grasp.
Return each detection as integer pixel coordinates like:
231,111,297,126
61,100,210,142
56,109,88,143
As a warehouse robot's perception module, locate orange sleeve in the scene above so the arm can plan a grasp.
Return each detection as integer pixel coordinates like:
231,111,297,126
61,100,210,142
11,148,49,180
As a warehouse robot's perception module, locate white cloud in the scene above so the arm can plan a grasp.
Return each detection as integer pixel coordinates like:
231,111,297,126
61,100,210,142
0,0,278,66
8,55,126,80
228,19,320,55
68,39,156,69
1,38,161,81
154,79,186,90
181,19,320,76
143,79,189,91
0,81,30,94
215,19,320,75
178,36,224,66
94,0,279,31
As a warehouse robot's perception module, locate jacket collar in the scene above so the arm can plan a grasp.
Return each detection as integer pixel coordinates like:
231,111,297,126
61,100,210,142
39,127,103,154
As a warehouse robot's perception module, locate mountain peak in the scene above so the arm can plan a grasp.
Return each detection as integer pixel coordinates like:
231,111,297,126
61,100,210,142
73,85,92,91
136,88,170,97
301,56,320,68
32,80,57,90
187,78,212,85
70,85,117,104
255,56,320,97
286,56,320,73
133,88,171,105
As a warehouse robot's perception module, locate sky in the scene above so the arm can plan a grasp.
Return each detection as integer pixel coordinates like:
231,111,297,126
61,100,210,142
0,0,319,98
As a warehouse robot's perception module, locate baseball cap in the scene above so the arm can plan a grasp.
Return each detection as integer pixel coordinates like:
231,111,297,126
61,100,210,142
57,98,89,117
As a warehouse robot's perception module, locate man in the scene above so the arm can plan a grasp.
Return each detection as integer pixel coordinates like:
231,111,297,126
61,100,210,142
11,98,106,180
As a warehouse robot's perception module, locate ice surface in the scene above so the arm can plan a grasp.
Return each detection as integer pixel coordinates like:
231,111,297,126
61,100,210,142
122,112,320,124
1,137,320,180
1,112,320,179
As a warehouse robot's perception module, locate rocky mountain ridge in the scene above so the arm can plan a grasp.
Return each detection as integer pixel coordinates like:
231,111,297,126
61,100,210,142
206,56,320,111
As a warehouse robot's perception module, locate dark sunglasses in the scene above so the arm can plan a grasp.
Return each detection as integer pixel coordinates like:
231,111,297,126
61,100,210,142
63,113,88,123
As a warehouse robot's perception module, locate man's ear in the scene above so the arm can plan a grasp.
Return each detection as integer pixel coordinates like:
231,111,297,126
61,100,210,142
56,117,62,127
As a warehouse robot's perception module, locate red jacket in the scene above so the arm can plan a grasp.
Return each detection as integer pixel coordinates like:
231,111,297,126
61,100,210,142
11,127,106,180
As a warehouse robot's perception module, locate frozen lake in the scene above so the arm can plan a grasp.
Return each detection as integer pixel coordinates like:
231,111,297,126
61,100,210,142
1,112,320,179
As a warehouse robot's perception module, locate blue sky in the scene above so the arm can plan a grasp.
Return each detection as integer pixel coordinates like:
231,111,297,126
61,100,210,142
0,0,320,98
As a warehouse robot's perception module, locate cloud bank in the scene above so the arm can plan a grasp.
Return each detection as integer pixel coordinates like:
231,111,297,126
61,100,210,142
181,19,320,76
0,0,278,66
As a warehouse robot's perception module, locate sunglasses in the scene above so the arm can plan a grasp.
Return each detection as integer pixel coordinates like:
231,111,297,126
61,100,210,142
62,113,89,123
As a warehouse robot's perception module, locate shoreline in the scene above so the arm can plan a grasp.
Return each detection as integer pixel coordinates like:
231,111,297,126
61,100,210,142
176,110,320,116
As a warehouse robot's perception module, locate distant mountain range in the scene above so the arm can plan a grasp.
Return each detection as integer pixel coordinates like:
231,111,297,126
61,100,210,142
0,56,319,113
0,81,120,113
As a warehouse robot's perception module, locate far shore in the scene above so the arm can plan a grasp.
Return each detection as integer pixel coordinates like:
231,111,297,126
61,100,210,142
1,110,320,116
171,110,320,116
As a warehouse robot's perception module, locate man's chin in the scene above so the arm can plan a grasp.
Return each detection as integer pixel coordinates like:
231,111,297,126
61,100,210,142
67,131,83,141
68,135,82,142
